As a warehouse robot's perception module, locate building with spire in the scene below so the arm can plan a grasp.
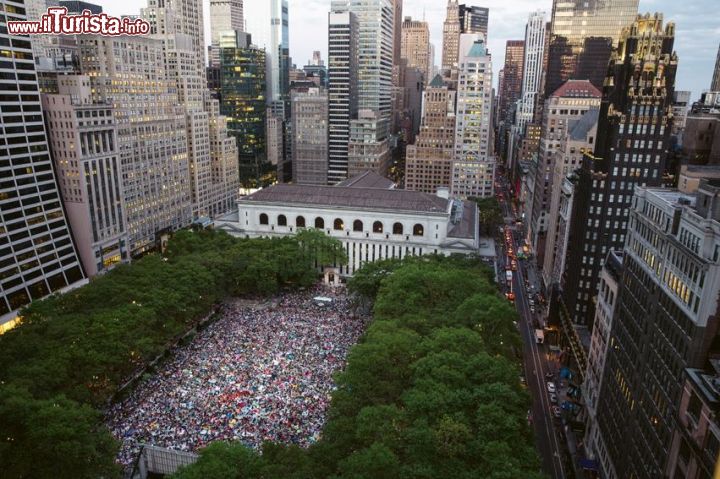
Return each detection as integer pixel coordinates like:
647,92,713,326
712,43,720,92
441,0,461,75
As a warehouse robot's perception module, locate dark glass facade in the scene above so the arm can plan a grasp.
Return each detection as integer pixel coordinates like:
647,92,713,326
220,47,267,185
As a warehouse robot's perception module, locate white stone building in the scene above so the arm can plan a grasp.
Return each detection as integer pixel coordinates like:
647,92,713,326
216,172,484,275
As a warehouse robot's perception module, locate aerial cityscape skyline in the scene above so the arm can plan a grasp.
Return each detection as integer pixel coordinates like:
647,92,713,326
2,0,720,478
85,0,719,101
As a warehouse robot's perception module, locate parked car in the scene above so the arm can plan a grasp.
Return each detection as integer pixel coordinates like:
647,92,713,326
552,406,562,418
546,382,556,393
545,372,554,380
550,393,558,403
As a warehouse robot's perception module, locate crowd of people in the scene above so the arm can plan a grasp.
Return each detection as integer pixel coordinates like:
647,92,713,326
106,286,367,467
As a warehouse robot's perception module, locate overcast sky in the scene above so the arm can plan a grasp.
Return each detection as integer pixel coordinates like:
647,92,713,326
91,0,719,101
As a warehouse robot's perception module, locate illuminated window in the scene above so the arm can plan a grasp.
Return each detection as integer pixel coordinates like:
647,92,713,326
413,224,424,236
373,221,383,233
333,218,344,230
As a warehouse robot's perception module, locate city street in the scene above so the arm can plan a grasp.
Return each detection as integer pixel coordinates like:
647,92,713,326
495,175,568,479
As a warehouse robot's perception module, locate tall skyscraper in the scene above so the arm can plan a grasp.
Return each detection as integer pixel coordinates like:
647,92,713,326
497,40,525,157
545,0,639,96
595,180,720,478
507,12,545,176
562,14,678,326
401,16,431,86
244,0,290,116
218,33,268,186
405,75,457,193
441,1,488,77
0,0,85,325
208,0,244,68
451,36,495,199
459,4,489,38
712,43,720,92
142,0,239,219
530,80,601,269
441,0,461,74
515,11,546,133
327,10,358,184
291,88,329,186
332,0,394,179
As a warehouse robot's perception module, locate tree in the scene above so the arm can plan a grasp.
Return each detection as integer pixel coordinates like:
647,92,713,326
172,442,262,479
470,197,504,235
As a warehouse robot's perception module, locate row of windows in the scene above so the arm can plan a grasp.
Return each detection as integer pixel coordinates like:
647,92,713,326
258,214,425,236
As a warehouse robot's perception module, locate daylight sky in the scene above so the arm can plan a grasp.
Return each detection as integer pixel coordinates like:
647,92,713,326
90,0,719,101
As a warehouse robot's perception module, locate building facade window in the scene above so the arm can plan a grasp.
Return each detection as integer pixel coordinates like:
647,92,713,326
296,216,306,228
373,221,383,233
413,224,424,236
393,222,403,235
353,220,363,232
334,218,344,230
277,214,287,226
315,217,325,229
259,213,269,225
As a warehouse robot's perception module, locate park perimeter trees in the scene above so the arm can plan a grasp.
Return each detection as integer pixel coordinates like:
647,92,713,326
0,229,344,479
172,255,546,479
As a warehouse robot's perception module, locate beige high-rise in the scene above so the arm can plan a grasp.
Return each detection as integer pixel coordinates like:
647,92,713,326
142,0,239,220
292,88,329,186
401,16,431,85
441,0,460,73
405,76,457,194
78,35,192,255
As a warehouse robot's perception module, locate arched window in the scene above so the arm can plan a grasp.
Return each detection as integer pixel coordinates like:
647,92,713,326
259,213,269,225
277,214,287,226
413,223,424,236
353,220,363,232
315,217,325,229
393,222,403,235
333,218,344,230
373,221,383,233
296,216,306,228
